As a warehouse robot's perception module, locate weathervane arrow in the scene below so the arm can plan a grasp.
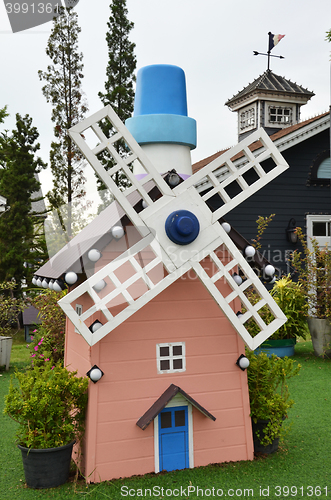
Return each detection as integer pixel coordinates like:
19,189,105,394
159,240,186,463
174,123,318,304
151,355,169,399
254,32,285,70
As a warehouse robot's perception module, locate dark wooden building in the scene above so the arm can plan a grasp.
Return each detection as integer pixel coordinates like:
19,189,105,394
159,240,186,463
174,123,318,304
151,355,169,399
193,70,331,278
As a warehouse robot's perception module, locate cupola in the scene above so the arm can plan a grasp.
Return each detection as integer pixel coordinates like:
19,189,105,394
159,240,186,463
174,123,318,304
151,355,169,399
225,70,314,141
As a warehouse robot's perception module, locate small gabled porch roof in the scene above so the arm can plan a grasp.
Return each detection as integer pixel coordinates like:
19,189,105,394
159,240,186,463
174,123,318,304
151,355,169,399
136,384,216,430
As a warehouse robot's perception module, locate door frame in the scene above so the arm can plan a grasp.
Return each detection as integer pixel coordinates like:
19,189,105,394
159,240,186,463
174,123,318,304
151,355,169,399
154,393,194,473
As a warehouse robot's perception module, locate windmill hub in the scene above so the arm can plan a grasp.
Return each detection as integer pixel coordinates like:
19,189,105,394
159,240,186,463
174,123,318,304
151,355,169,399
165,210,200,245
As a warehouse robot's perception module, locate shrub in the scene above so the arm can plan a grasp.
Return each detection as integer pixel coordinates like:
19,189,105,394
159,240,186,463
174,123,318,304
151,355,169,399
246,351,301,445
4,363,88,449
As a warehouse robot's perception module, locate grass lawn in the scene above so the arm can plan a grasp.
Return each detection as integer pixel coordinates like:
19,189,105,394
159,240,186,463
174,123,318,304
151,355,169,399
1,338,331,499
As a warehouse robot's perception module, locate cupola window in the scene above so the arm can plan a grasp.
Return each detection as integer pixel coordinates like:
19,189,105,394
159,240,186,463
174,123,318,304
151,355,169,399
268,106,292,125
239,107,255,131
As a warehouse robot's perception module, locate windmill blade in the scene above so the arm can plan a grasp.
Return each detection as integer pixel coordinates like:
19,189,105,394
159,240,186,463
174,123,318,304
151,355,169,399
69,105,175,238
58,232,200,346
189,224,287,351
175,127,289,223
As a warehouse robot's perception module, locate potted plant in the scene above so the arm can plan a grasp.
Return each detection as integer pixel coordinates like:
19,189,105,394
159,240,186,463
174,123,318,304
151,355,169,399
291,228,331,357
246,350,301,454
4,363,88,489
245,275,309,357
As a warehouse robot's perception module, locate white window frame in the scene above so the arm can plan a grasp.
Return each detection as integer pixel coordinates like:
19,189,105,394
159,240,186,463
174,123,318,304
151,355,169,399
156,342,186,374
239,105,256,132
266,104,293,127
306,215,331,251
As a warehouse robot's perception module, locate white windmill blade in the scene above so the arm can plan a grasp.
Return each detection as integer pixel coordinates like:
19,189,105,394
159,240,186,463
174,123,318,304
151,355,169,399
176,127,289,223
58,232,199,346
189,224,287,351
69,105,175,238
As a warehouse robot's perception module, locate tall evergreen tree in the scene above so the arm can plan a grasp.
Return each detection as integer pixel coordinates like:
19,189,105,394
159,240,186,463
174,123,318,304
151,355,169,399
0,113,46,292
98,0,136,193
38,7,88,237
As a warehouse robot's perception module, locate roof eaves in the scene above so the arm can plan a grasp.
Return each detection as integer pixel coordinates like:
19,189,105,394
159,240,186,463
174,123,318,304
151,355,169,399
136,384,216,430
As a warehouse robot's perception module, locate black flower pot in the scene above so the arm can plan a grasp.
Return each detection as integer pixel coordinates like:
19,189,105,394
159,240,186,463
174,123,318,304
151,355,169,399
252,420,279,454
18,441,75,489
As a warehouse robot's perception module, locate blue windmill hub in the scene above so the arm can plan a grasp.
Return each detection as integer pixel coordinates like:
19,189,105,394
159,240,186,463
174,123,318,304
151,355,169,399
165,210,200,245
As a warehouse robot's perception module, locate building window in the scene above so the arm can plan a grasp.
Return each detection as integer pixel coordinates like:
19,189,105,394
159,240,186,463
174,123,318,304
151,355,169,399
239,108,255,131
316,157,331,179
156,342,186,374
268,106,292,125
309,150,331,185
306,215,331,251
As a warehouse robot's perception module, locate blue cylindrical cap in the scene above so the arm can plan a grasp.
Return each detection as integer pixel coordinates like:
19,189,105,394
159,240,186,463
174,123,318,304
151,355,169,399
165,210,200,245
134,65,188,116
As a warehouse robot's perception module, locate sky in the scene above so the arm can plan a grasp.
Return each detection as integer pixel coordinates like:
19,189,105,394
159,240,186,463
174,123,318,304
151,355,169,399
0,0,331,199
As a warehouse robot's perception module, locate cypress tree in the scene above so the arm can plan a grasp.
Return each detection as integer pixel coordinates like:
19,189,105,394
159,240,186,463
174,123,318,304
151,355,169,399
38,7,88,237
0,113,46,292
98,0,137,193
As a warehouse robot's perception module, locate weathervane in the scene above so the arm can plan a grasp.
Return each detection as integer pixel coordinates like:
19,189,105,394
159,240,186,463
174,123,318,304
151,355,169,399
254,32,285,71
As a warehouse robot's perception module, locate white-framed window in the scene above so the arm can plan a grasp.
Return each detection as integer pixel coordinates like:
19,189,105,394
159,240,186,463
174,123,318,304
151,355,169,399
307,215,331,250
239,107,255,131
156,342,186,374
75,304,83,333
268,105,292,125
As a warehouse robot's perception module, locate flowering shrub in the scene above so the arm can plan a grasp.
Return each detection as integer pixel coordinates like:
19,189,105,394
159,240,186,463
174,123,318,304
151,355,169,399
29,289,66,366
4,363,88,449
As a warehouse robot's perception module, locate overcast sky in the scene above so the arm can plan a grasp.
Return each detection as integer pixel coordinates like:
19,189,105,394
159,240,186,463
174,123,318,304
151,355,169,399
0,0,330,198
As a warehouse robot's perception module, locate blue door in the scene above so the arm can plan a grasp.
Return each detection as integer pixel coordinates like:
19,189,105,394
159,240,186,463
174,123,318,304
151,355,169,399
159,406,189,472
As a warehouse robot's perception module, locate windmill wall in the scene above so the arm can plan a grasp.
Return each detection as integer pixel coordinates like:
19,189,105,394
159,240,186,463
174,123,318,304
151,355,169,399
64,247,254,483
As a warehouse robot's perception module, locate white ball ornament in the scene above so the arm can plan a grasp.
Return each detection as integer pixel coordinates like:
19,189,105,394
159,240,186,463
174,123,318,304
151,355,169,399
221,222,231,233
48,279,54,290
244,246,256,258
111,226,125,240
42,278,49,288
52,280,62,292
32,276,37,286
93,279,107,292
142,200,148,209
89,367,103,382
238,357,250,370
264,264,275,277
88,249,101,262
232,273,243,286
36,277,43,287
65,272,78,285
91,321,103,332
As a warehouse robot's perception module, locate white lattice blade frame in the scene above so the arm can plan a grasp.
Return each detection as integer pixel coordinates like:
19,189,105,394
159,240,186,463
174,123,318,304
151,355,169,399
69,105,175,238
190,225,287,351
176,127,289,221
58,233,220,346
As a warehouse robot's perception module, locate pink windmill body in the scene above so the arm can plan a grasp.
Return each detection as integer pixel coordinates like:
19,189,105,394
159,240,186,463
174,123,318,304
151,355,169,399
45,65,289,481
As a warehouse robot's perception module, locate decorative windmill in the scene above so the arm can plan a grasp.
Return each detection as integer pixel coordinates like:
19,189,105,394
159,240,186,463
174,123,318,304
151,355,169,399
58,64,288,352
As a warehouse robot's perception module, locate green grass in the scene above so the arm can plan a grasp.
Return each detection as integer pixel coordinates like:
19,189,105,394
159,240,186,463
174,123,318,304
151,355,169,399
1,340,331,499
